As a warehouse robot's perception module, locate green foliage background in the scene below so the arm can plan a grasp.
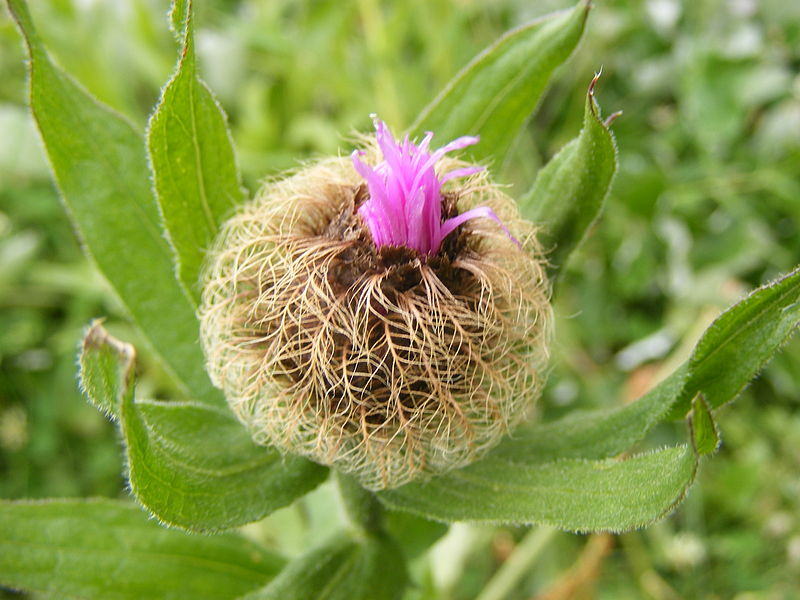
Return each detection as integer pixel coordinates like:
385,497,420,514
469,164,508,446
1,0,799,598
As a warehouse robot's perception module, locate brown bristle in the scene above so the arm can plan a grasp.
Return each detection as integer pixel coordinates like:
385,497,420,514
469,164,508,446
199,153,552,490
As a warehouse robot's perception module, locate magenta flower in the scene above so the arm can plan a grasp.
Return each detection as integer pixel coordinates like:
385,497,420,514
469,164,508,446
352,117,518,256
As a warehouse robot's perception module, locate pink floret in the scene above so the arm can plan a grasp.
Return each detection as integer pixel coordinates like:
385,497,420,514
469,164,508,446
352,117,519,256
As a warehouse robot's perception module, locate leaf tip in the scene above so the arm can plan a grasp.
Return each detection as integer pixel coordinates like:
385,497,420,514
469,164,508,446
168,0,191,41
5,0,44,56
78,320,137,422
82,319,135,366
586,70,621,131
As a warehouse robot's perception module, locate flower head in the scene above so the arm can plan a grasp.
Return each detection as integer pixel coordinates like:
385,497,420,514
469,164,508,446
199,118,552,490
353,117,518,255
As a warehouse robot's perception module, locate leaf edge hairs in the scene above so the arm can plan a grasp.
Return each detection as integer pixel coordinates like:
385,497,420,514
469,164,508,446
199,119,553,490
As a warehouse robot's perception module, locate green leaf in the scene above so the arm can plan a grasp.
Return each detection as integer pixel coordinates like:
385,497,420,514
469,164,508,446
500,266,800,455
689,395,719,456
169,0,188,37
0,498,284,600
125,398,328,532
148,0,244,304
410,1,589,166
5,0,221,406
492,365,687,464
377,266,800,531
669,266,800,418
519,74,618,278
240,534,407,600
81,322,327,532
378,445,696,532
79,319,135,421
422,265,800,531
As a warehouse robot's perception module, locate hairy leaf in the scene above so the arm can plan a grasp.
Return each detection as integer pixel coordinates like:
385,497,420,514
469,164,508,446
169,0,188,35
492,366,686,464
496,267,800,463
148,0,244,303
409,267,800,530
80,322,327,532
669,266,800,418
125,398,327,532
379,445,696,532
240,534,407,600
5,0,220,406
519,74,618,278
0,498,284,600
79,320,135,421
410,1,589,166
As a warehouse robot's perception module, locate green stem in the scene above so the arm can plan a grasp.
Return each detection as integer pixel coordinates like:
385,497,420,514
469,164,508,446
475,526,558,600
334,471,384,538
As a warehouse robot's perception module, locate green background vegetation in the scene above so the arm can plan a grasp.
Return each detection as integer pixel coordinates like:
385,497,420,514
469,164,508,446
1,0,799,597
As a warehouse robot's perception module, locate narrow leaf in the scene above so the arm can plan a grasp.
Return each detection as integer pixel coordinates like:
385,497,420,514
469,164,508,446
82,322,327,532
502,266,800,458
169,0,188,36
410,1,590,166
690,395,719,456
240,534,407,600
148,0,244,303
669,266,800,418
0,498,284,600
379,446,696,532
124,398,328,532
5,0,221,405
493,267,800,463
79,319,135,421
493,366,686,464
519,73,618,278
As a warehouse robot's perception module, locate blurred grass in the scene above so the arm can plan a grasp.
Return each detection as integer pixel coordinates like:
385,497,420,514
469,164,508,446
1,0,799,598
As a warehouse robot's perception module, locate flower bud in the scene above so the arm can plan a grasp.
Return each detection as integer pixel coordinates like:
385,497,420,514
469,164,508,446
199,119,552,490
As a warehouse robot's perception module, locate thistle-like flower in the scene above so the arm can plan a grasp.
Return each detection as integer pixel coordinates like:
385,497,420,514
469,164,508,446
199,117,552,490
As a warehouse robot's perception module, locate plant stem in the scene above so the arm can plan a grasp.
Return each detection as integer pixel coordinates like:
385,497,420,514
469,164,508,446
475,526,558,600
334,471,384,538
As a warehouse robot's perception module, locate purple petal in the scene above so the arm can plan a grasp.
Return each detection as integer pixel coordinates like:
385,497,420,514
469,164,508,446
440,206,521,248
440,165,484,183
353,118,516,256
436,135,480,154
